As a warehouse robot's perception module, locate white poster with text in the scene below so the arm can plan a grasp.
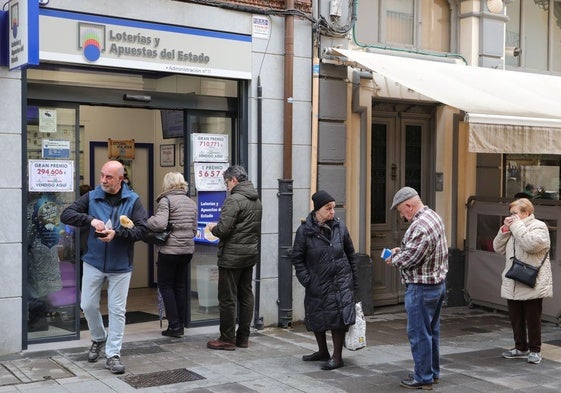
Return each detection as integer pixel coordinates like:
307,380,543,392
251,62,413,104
29,160,74,192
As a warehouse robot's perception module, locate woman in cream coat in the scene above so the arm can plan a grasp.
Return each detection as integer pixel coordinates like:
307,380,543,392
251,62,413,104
493,197,552,364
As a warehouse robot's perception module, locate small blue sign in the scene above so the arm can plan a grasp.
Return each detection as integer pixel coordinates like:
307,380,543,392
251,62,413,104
43,147,71,159
195,190,226,245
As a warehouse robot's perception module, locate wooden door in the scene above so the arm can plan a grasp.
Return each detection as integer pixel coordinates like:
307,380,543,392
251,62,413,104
370,103,433,305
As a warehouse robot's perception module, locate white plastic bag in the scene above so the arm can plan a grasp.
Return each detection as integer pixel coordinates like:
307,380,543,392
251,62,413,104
344,301,366,351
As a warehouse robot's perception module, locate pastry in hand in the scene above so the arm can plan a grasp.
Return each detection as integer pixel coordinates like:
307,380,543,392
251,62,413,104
120,215,134,228
204,223,218,241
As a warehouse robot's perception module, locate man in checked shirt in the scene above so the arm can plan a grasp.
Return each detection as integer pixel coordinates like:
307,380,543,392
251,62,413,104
385,186,449,391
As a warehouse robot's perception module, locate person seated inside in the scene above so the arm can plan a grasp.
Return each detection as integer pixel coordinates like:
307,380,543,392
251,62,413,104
515,184,535,199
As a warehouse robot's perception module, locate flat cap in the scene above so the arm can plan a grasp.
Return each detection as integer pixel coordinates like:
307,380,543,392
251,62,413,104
390,187,419,210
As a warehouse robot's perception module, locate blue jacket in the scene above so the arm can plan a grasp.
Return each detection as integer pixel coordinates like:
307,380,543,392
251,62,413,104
61,183,147,273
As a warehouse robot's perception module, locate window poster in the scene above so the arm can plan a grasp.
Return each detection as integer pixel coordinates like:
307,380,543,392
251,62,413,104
39,108,57,133
28,159,74,192
194,162,229,191
191,133,228,162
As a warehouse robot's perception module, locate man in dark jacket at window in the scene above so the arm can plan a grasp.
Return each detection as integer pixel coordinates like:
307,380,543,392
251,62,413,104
206,165,262,350
61,160,147,374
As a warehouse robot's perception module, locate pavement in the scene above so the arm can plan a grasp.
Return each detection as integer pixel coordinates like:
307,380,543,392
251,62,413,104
2,305,561,392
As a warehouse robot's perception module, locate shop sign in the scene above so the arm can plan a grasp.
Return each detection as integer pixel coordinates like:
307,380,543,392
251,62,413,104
38,9,252,79
108,138,135,160
28,159,74,192
8,0,39,70
252,15,270,39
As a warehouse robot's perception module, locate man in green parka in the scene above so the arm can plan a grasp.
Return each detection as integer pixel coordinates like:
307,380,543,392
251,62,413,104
206,165,262,350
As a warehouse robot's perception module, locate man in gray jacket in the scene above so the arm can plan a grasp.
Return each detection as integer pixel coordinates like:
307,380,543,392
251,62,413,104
206,165,262,350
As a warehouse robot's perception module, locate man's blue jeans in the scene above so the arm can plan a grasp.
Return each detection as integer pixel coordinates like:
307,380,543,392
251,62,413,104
404,281,446,384
81,263,132,358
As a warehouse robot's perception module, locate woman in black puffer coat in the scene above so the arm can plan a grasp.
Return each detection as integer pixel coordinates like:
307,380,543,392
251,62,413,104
291,190,358,370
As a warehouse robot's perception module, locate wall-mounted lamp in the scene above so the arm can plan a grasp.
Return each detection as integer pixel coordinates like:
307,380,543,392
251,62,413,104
38,0,50,6
123,94,151,103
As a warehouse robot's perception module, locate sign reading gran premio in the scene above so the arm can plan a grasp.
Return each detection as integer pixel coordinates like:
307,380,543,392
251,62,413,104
38,9,252,79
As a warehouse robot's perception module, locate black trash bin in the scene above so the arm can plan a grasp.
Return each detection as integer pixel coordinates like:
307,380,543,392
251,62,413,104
446,248,466,307
355,253,374,315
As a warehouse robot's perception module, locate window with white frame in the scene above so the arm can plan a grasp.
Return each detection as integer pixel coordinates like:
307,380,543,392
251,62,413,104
355,0,450,53
506,0,561,73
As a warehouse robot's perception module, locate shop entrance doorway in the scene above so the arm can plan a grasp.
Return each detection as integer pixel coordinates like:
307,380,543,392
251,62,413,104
90,141,154,289
25,67,242,345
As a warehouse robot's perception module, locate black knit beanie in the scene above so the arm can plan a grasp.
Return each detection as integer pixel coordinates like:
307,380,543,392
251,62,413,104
312,190,335,211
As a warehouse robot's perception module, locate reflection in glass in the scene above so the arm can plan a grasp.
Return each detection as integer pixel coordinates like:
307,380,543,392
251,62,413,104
371,123,387,224
26,106,79,340
543,219,557,260
189,244,219,322
405,125,422,195
505,0,521,67
503,154,560,200
476,214,502,252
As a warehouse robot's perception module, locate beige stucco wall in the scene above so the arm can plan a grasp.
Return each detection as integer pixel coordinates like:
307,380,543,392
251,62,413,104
434,106,455,248
457,121,477,249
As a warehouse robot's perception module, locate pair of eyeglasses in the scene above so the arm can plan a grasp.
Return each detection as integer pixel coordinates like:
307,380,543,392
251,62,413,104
224,179,230,186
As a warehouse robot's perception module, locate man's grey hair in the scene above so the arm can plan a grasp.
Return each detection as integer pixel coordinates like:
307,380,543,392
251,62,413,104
223,165,248,182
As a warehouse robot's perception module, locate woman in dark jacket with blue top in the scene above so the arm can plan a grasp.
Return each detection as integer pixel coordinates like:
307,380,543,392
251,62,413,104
292,190,358,370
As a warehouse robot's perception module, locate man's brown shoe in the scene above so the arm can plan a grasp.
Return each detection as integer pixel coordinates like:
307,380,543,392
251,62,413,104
207,339,236,351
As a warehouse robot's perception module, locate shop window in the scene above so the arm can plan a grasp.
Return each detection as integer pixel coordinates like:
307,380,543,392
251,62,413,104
503,154,560,200
476,213,557,260
26,105,80,340
476,214,502,252
542,218,557,260
506,0,561,73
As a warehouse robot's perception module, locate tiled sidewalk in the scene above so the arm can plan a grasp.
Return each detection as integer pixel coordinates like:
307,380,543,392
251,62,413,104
1,306,561,392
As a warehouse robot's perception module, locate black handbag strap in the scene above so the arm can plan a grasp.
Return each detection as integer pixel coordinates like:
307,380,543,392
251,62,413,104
513,239,548,267
163,196,173,231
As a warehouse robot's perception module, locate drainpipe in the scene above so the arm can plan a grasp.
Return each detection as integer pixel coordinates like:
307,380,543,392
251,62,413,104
277,0,295,328
253,76,264,330
310,5,319,201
